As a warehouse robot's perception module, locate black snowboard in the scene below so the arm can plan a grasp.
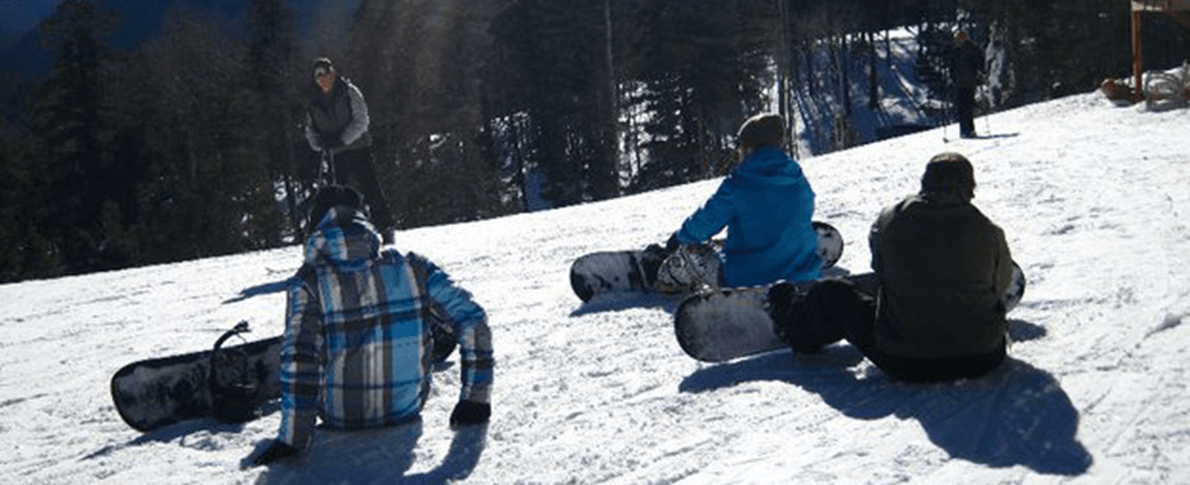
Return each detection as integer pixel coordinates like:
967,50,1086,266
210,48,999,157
570,221,845,302
110,322,283,432
675,262,1027,362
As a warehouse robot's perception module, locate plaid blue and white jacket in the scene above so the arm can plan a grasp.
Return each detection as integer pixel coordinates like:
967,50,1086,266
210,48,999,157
278,207,493,448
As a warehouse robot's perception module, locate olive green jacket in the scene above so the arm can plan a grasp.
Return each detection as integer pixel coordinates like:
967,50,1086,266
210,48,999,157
869,191,1013,359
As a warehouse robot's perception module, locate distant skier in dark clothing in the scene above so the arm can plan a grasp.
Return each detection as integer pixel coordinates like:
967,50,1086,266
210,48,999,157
305,57,395,243
773,152,1014,383
951,31,986,139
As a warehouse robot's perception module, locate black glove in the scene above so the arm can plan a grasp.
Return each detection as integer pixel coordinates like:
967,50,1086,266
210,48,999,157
449,400,490,429
320,132,341,149
251,440,299,467
665,233,682,253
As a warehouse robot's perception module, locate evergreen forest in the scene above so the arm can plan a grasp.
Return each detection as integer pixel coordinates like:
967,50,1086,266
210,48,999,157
0,0,1187,282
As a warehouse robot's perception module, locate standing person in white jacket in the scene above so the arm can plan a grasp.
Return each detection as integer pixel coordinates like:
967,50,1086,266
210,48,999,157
305,57,395,243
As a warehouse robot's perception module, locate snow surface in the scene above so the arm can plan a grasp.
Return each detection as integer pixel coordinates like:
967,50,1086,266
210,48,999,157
2,91,1190,484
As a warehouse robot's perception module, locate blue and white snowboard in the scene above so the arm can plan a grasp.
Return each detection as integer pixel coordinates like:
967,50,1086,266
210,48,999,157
569,221,844,302
675,262,1027,362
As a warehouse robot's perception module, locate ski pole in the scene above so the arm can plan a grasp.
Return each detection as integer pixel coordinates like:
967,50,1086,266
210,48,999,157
982,97,991,136
980,73,991,136
942,78,951,143
320,148,337,186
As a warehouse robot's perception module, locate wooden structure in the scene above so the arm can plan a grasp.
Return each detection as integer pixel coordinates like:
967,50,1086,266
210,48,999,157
1131,1,1190,101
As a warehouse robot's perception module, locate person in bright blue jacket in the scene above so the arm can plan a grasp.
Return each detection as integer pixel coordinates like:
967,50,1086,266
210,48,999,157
667,113,821,287
251,185,493,466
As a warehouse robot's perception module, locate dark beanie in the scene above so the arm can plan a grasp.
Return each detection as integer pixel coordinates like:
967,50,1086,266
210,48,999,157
736,113,785,149
921,152,976,198
309,185,365,226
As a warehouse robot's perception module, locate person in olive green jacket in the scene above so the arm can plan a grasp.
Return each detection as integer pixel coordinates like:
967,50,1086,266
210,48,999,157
773,152,1014,382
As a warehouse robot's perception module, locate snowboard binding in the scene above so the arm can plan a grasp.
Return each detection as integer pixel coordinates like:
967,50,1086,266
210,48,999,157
208,321,260,423
656,243,722,294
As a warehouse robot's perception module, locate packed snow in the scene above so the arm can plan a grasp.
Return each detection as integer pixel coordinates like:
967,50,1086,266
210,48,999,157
2,89,1189,484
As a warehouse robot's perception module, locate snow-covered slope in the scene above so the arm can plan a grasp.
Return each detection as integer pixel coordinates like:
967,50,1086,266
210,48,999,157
2,91,1189,484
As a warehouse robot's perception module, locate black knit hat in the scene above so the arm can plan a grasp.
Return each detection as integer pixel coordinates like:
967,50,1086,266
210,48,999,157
921,152,976,198
736,113,785,149
309,185,365,227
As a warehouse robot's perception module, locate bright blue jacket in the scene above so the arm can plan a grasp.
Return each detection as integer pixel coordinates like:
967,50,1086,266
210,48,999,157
278,207,493,448
675,146,821,286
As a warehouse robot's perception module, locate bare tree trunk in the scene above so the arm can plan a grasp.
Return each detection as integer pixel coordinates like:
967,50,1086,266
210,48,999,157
597,0,620,199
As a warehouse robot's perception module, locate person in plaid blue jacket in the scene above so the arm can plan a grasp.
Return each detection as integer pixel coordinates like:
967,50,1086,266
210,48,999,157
252,186,493,466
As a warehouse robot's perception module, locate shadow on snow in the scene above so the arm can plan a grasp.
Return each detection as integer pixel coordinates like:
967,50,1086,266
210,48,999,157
223,279,291,305
249,418,489,484
678,319,1091,477
569,292,683,317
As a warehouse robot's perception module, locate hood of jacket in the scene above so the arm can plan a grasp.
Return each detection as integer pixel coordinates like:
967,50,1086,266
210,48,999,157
303,206,382,265
730,146,806,189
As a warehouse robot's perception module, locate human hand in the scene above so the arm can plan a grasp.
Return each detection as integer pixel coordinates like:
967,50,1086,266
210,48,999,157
251,440,299,467
665,233,682,253
449,400,490,429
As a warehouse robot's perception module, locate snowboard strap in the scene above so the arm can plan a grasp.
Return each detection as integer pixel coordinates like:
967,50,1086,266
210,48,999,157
656,244,721,294
209,321,260,423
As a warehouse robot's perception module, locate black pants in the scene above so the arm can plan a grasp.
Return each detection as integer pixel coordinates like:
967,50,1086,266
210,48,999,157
954,85,977,137
786,279,1005,383
331,148,394,233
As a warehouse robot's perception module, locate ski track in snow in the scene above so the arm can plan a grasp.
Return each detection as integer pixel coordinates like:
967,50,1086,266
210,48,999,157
2,92,1190,484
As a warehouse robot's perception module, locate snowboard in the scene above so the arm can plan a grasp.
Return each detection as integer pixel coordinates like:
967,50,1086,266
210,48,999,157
675,261,1027,362
112,318,460,432
569,221,845,302
111,322,283,432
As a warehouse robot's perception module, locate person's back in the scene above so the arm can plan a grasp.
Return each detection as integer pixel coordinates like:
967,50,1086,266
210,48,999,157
773,152,1012,383
869,153,1013,360
253,186,491,465
671,113,821,287
951,32,984,89
716,146,819,286
287,205,434,431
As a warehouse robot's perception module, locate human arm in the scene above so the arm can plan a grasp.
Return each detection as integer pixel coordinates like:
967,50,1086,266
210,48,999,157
275,268,323,450
409,254,494,427
304,111,323,152
673,180,737,245
869,202,898,274
991,226,1014,306
340,82,371,147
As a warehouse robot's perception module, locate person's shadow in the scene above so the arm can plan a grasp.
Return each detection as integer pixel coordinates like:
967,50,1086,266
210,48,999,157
249,418,488,484
679,320,1092,476
224,279,290,304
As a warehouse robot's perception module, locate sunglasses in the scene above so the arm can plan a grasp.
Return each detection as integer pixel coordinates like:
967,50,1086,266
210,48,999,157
314,68,333,79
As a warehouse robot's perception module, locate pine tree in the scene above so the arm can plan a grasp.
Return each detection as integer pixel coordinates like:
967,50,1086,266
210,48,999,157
622,0,769,192
137,8,275,259
246,0,302,241
29,0,124,274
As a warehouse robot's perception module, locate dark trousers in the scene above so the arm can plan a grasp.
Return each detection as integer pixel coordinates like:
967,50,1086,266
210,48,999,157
954,85,977,137
332,148,394,233
787,279,1005,383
